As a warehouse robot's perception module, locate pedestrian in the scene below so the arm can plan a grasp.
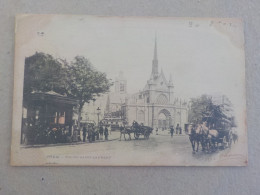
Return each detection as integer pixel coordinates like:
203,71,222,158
179,127,182,135
95,126,99,140
99,125,104,140
156,128,158,135
108,125,112,135
72,126,78,142
21,121,28,144
82,125,87,142
88,125,93,143
176,124,180,135
119,125,124,141
170,126,174,138
104,126,109,140
92,126,96,142
77,127,81,142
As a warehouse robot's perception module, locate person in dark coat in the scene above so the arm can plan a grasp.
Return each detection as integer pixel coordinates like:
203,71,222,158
104,126,109,141
96,126,100,140
170,126,174,138
82,125,87,142
88,125,92,143
179,127,182,135
92,126,96,142
176,124,180,135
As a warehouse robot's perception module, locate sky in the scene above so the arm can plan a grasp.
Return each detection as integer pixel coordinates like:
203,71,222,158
15,15,246,128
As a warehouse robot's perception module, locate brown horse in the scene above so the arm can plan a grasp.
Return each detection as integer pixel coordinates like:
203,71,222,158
188,124,203,153
119,126,134,141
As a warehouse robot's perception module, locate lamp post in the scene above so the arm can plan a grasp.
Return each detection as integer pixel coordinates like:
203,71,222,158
97,107,101,127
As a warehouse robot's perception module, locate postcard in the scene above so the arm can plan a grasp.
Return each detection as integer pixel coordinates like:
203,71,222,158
11,15,247,166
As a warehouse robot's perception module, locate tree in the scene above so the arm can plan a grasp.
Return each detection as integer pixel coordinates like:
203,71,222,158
23,52,66,95
188,95,211,124
23,53,112,127
188,95,234,128
65,56,113,126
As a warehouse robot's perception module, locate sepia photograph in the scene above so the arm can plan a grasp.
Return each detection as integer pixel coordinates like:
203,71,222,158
11,15,247,166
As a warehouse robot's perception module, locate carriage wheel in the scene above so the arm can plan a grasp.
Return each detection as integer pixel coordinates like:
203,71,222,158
134,133,139,139
228,137,232,148
228,140,232,148
145,132,150,140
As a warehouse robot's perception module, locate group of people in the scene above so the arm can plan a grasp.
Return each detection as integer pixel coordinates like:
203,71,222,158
81,124,111,143
155,124,183,137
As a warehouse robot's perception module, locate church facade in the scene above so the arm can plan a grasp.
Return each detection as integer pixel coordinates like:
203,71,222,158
83,38,188,131
122,39,188,130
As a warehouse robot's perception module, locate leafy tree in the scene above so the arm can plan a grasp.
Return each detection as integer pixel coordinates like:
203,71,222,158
23,53,112,127
188,95,234,128
65,56,113,126
24,52,66,95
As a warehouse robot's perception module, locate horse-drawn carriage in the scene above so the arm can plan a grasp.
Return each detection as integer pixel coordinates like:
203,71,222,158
132,121,153,139
187,116,235,153
119,121,153,141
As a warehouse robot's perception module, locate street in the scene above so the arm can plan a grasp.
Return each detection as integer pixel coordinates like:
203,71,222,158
18,129,244,166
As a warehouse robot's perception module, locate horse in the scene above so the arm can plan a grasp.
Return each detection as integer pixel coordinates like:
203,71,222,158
200,123,223,152
206,129,219,151
119,126,133,141
188,124,203,153
188,125,198,153
189,123,218,153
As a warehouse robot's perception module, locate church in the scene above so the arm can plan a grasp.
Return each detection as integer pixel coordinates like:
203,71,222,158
83,38,188,131
121,38,188,130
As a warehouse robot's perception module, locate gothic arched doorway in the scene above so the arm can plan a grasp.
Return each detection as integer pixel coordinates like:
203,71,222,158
157,109,172,130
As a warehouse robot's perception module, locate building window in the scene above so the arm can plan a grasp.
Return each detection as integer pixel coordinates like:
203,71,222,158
58,112,65,124
156,94,168,105
120,83,124,92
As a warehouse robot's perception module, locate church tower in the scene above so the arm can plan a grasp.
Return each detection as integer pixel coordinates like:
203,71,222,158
114,71,127,94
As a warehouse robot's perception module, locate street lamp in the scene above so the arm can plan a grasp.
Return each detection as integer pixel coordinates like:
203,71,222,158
97,107,101,127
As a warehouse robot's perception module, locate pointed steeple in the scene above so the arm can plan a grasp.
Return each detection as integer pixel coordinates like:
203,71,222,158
154,34,158,61
151,35,159,79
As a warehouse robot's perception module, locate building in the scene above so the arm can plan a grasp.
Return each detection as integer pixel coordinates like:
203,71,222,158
83,38,188,131
82,72,127,126
21,91,78,144
122,38,188,130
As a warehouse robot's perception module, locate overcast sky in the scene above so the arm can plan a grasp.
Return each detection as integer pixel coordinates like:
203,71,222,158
16,15,246,127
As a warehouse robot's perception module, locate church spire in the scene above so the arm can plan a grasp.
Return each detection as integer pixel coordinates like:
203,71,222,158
154,34,158,61
151,35,159,79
